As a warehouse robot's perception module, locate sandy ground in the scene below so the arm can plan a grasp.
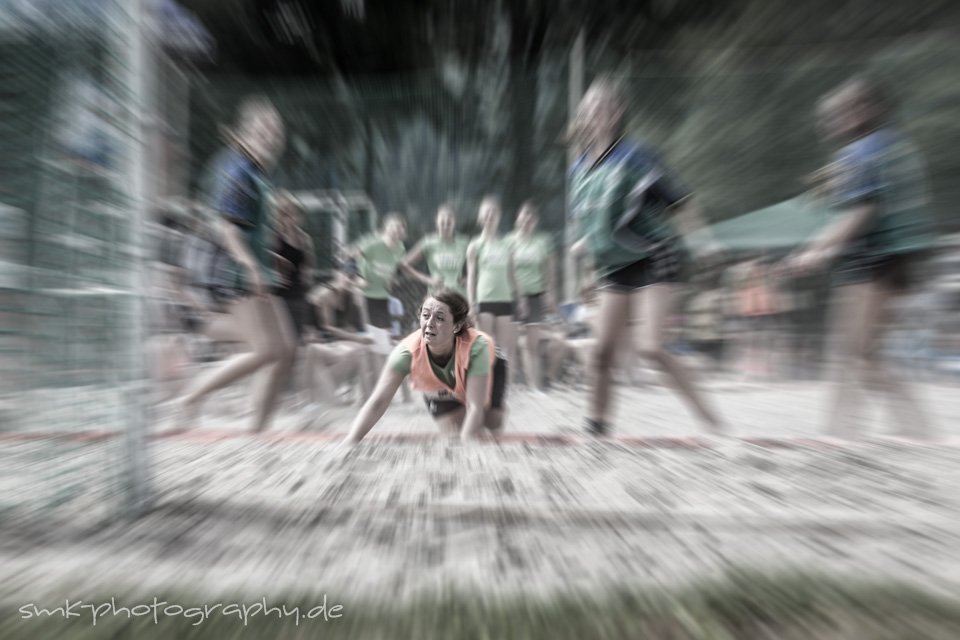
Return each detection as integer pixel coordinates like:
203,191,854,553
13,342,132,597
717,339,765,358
3,374,960,607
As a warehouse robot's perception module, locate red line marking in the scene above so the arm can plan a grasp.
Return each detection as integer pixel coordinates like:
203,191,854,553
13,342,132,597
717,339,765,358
1,430,956,450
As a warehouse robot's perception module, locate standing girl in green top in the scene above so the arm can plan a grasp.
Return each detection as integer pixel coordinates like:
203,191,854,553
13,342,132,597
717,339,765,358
467,196,524,384
353,213,407,330
401,204,469,296
507,201,557,390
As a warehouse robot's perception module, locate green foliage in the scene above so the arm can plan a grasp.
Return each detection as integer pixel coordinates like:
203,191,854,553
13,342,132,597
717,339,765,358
183,0,960,241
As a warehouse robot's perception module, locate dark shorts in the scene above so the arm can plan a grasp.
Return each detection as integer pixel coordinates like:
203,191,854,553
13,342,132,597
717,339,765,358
478,301,514,317
691,339,724,361
365,297,392,329
599,242,685,292
518,293,546,324
424,355,508,417
281,295,309,340
833,250,926,292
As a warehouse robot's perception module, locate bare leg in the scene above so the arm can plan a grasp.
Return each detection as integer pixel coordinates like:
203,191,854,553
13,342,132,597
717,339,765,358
250,295,298,432
522,323,544,389
179,296,289,427
569,338,594,387
544,333,571,386
146,335,191,403
202,311,244,344
305,345,319,402
306,344,339,404
588,291,632,426
865,352,933,439
359,350,388,407
636,285,725,433
315,342,367,403
330,344,362,403
824,283,882,437
355,346,374,399
827,282,932,439
619,320,645,386
478,312,495,337
495,314,518,386
333,343,364,404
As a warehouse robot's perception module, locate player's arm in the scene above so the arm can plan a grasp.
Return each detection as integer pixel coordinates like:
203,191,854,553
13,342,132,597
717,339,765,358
342,367,405,444
460,372,489,441
810,203,877,254
401,241,434,286
466,242,479,313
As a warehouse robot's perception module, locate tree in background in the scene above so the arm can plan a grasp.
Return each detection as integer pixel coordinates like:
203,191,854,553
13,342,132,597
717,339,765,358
179,0,960,235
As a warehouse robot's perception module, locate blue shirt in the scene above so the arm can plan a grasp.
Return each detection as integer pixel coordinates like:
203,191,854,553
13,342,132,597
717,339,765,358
204,148,276,290
831,128,936,256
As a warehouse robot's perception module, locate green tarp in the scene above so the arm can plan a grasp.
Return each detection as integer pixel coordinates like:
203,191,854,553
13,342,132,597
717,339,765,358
688,196,831,252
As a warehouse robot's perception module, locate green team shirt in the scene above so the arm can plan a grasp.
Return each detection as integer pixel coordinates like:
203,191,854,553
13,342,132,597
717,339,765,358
470,236,514,303
569,140,689,277
387,334,491,388
421,234,469,295
507,231,552,295
356,235,406,299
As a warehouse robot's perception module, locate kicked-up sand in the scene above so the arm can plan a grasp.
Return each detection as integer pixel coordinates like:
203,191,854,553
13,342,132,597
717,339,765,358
3,379,960,608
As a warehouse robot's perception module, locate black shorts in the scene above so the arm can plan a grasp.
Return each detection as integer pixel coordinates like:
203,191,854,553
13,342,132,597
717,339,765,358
833,251,925,292
691,339,724,361
365,297,392,329
478,301,514,317
424,355,507,417
599,242,685,292
518,293,546,324
281,295,309,340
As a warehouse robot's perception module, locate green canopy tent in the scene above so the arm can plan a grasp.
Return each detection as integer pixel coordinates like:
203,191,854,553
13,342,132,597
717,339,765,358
688,196,831,254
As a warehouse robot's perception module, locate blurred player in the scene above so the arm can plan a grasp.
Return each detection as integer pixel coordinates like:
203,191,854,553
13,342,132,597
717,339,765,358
467,196,523,385
567,77,726,437
401,203,470,296
786,76,937,440
507,201,557,390
175,96,296,432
